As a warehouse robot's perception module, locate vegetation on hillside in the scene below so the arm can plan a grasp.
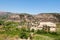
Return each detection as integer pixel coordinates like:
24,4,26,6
0,12,60,40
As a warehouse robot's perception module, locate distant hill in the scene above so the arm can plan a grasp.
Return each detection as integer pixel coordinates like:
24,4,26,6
35,13,60,23
0,12,18,20
0,12,60,23
0,12,13,19
18,13,60,23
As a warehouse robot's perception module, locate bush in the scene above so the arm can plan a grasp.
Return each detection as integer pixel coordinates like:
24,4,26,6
19,32,29,39
31,29,34,32
49,32,58,35
36,30,47,34
0,20,4,25
19,27,30,39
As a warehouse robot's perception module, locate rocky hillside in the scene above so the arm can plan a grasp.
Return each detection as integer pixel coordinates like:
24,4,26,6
0,12,13,19
8,13,36,22
35,13,60,23
0,12,60,23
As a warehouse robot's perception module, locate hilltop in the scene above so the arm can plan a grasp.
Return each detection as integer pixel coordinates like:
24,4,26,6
35,13,60,23
0,12,60,23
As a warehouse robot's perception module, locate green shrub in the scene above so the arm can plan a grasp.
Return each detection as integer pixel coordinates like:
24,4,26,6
31,29,34,32
19,32,29,39
36,30,47,34
49,32,58,35
19,27,30,39
0,20,4,25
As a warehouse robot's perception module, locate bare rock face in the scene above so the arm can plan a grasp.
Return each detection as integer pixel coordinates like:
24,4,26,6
0,12,60,23
35,13,60,23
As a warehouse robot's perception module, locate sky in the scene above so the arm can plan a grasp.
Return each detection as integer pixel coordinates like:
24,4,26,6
0,0,60,14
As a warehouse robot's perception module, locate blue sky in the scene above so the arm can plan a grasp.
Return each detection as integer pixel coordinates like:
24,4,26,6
0,0,60,14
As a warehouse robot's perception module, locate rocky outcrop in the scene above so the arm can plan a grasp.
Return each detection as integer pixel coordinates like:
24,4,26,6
35,13,60,23
0,12,60,23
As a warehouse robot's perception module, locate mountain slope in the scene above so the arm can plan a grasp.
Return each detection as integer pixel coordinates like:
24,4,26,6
0,12,60,23
35,13,60,23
